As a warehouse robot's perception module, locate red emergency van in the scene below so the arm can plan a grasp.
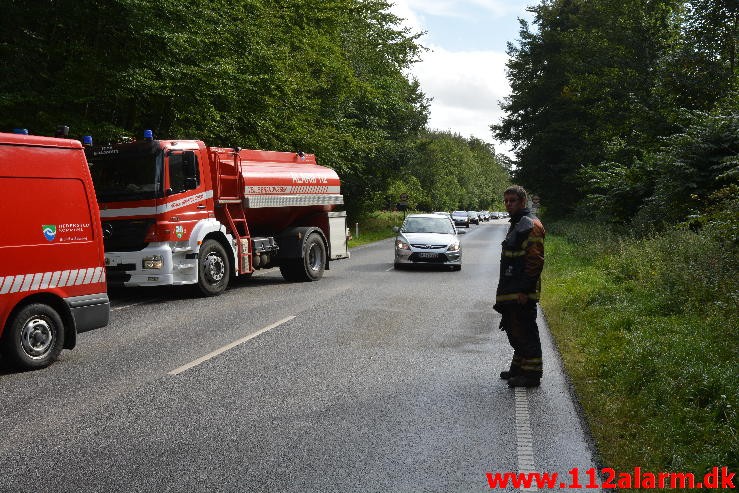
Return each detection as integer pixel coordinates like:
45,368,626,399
0,132,110,369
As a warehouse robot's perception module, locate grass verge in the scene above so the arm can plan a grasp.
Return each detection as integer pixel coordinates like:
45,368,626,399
347,210,406,248
541,221,737,485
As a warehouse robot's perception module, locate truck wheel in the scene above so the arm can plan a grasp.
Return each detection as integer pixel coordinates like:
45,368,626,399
280,233,326,282
197,239,230,296
1,303,65,370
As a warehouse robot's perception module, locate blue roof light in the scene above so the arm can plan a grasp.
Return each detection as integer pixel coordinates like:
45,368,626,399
83,135,93,146
12,128,29,135
143,129,153,140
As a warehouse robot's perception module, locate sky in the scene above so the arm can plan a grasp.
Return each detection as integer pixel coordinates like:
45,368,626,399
388,0,536,158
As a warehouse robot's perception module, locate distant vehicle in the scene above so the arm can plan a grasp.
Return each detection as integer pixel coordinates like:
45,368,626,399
467,211,480,225
393,213,463,271
451,210,470,228
0,132,110,369
433,211,453,222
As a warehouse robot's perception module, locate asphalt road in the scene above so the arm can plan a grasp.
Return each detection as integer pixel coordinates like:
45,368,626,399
0,219,601,493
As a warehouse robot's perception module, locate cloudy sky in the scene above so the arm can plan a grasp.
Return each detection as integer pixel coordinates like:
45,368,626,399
389,0,536,157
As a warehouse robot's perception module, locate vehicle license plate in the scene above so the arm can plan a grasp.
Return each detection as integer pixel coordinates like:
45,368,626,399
418,253,438,259
105,255,121,266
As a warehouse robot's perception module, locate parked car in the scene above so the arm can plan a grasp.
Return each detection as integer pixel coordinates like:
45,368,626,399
393,213,463,271
451,210,470,228
467,211,480,225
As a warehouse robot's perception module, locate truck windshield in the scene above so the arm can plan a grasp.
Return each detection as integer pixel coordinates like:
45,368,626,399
87,143,163,202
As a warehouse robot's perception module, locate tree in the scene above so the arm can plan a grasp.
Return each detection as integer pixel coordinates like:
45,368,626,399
494,0,682,217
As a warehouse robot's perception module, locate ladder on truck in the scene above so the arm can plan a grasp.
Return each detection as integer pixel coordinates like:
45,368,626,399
212,149,253,275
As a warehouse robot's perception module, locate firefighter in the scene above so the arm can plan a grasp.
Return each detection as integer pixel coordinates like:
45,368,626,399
494,185,546,387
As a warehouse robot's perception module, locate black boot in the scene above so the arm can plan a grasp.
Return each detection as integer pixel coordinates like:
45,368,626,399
507,375,540,388
500,357,522,380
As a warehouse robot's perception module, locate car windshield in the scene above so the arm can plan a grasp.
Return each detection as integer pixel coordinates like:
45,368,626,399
452,211,466,217
402,217,455,234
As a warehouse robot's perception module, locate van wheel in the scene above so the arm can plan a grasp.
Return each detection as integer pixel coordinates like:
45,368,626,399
280,233,326,282
197,239,230,296
2,303,65,370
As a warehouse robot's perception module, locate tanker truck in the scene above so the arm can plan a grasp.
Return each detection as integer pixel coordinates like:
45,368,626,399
84,131,349,296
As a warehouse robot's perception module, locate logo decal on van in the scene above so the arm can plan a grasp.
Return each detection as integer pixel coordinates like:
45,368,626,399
175,225,185,239
42,225,57,241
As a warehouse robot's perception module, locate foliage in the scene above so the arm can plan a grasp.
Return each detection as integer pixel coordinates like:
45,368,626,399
0,0,441,216
408,131,511,211
542,220,738,477
346,210,405,247
0,0,511,216
495,0,738,224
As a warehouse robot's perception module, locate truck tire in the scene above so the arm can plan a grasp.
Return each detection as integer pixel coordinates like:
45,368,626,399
197,239,230,296
1,303,65,370
279,233,326,282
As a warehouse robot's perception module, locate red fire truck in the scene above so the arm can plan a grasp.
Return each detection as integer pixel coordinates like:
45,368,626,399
0,132,110,369
85,131,349,295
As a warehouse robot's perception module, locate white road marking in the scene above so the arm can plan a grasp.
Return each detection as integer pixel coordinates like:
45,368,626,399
385,265,394,271
111,300,160,312
515,387,539,491
168,315,296,376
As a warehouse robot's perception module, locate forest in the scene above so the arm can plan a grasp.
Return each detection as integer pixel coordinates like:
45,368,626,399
0,0,511,217
496,0,737,231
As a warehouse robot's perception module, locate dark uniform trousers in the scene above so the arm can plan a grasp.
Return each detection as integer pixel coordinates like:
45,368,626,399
499,302,543,380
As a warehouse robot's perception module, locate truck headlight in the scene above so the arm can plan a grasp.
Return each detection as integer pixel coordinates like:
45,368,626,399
142,255,163,269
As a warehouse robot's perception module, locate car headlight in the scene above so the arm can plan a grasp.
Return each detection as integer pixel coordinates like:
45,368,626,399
396,239,410,250
447,241,460,252
142,255,163,269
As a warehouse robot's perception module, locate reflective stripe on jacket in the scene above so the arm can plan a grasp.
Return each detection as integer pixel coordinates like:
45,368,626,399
495,208,545,305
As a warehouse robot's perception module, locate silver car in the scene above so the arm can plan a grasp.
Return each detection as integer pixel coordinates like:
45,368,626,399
393,213,464,271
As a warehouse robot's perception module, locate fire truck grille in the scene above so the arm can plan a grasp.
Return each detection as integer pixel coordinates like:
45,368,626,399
105,269,132,285
102,219,154,252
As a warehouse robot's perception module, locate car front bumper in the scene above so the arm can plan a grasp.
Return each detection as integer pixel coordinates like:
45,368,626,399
395,249,462,265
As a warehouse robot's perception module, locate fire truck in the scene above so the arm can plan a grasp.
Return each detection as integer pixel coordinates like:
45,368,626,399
85,131,349,296
0,131,109,369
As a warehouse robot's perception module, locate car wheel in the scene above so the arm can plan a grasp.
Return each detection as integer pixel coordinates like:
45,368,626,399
197,239,231,296
1,303,65,369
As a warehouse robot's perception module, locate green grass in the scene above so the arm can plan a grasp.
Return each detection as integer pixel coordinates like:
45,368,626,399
347,210,406,248
541,221,738,485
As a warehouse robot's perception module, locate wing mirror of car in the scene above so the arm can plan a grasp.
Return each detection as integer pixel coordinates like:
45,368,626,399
392,226,400,233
